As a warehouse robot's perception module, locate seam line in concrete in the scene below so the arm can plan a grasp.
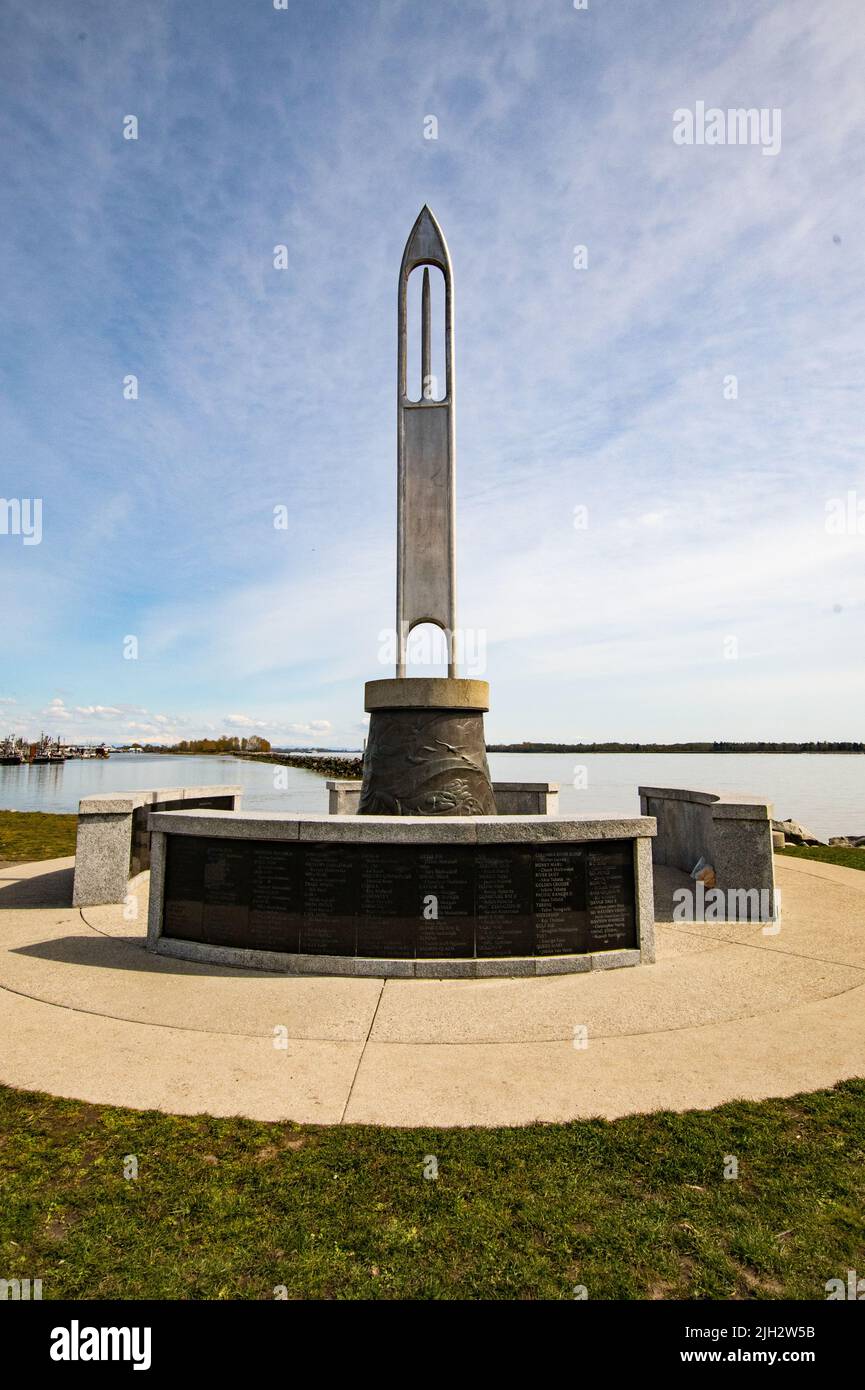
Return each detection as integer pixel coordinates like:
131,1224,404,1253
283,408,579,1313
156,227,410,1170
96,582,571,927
343,977,865,1050
78,906,148,944
340,979,386,1122
0,981,371,1043
661,924,865,973
329,977,865,1050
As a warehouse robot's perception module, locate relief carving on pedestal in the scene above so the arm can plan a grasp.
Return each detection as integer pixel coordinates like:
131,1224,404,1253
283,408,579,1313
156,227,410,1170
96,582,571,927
358,710,497,816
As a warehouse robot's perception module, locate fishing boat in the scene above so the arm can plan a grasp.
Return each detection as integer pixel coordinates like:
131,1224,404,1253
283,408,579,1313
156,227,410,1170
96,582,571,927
0,735,25,766
30,734,50,764
30,733,65,764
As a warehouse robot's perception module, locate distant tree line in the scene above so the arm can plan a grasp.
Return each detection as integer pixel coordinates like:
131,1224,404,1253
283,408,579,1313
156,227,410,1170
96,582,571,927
486,741,865,754
144,737,865,762
153,736,271,754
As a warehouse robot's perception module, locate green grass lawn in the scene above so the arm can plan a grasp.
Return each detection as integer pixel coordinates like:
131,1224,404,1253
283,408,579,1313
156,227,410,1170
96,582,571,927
777,844,865,872
0,809,78,865
1,1080,863,1300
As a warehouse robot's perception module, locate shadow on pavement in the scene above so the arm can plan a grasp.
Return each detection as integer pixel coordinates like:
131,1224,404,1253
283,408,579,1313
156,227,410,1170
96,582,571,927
0,865,75,909
11,933,280,978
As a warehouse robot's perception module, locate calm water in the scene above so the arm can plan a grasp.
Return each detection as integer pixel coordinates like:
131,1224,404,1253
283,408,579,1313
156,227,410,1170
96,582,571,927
0,754,331,817
2,751,863,840
488,753,865,840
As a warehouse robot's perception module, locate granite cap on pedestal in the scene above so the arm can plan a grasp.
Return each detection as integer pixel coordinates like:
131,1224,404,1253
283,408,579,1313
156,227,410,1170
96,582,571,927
364,678,489,712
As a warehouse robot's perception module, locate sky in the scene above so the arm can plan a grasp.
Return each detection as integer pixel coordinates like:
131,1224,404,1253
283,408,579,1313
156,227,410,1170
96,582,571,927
1,0,863,748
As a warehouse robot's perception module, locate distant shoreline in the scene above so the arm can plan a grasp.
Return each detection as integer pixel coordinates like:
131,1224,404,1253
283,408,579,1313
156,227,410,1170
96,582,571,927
486,743,865,755
123,743,865,758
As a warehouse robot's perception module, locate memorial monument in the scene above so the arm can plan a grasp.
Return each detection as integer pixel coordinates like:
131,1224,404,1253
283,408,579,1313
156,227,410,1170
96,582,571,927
142,207,662,976
359,206,496,816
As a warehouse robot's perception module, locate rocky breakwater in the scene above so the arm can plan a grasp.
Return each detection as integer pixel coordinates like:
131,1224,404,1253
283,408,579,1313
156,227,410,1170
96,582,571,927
239,751,364,779
772,819,865,849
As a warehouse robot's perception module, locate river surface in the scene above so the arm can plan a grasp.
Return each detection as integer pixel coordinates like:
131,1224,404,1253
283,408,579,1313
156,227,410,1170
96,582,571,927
1,752,863,840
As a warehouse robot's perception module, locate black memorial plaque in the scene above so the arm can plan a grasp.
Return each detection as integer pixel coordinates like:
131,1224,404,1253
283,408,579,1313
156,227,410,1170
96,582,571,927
300,844,359,955
201,841,251,945
357,847,417,957
476,848,534,957
416,848,475,958
161,835,640,961
533,845,589,955
586,843,636,951
248,843,301,952
163,834,207,941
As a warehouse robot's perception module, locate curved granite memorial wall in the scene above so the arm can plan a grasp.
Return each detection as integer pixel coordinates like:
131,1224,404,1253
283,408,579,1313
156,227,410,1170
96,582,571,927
147,812,656,977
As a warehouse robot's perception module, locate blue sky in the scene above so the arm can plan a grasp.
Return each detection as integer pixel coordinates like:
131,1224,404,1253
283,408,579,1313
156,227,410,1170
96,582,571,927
1,0,863,747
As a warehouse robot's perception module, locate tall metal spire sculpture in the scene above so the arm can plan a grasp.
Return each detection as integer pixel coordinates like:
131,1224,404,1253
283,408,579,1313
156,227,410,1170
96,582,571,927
359,207,496,816
396,206,456,677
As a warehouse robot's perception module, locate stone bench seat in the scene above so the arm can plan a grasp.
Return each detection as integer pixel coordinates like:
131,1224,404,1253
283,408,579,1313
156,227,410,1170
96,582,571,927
72,785,242,907
638,785,775,920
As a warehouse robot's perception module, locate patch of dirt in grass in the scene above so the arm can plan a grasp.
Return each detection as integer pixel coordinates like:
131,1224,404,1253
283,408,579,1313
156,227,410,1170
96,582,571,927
18,1100,105,1142
648,1278,679,1299
44,1214,76,1242
736,1266,786,1297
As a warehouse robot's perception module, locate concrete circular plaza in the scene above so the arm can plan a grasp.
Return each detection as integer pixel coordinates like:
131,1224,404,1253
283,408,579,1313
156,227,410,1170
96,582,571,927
1,853,863,1126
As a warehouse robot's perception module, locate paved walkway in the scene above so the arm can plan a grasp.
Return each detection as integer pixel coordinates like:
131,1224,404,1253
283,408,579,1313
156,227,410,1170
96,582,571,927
0,854,863,1126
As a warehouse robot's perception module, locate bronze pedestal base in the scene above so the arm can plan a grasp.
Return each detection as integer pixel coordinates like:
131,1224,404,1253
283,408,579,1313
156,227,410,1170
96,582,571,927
359,679,496,816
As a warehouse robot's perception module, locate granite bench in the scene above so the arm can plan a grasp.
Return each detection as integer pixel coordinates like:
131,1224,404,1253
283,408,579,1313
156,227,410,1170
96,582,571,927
72,785,243,907
638,785,776,920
